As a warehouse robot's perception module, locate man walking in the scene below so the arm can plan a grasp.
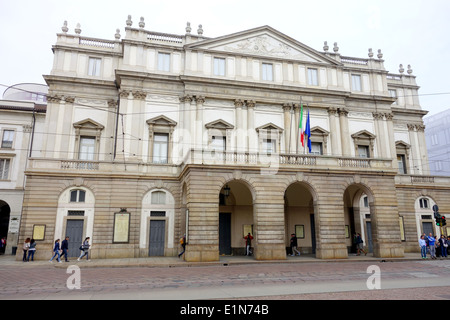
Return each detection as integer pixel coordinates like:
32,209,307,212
61,236,70,262
290,233,301,256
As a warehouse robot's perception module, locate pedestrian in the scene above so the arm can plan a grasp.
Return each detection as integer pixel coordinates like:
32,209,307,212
439,235,448,258
61,236,70,262
419,235,427,259
243,233,253,256
290,233,301,256
427,233,436,259
356,233,367,256
178,234,186,258
27,239,37,261
77,237,91,261
0,237,6,255
22,238,30,262
422,233,430,255
49,239,62,263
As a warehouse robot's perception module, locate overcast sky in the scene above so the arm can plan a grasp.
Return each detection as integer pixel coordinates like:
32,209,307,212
1,0,449,117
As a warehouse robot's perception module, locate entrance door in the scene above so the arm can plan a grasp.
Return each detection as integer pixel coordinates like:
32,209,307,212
423,222,434,236
65,220,84,257
219,213,231,255
310,214,316,254
149,220,165,256
366,221,374,253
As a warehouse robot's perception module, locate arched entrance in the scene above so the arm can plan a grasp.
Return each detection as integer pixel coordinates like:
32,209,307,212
219,180,254,256
284,182,316,256
343,184,374,255
0,201,10,254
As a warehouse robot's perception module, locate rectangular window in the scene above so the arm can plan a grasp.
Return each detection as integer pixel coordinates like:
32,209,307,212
397,154,407,174
153,133,169,164
158,52,171,72
419,198,429,209
308,68,318,86
262,139,276,154
352,74,362,92
211,136,226,152
311,142,323,155
262,63,273,81
151,192,166,205
79,136,95,161
431,134,438,146
1,130,14,148
213,57,226,76
0,159,10,180
389,89,397,105
88,57,101,76
357,145,369,158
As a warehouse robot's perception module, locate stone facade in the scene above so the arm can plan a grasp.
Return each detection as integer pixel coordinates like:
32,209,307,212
16,18,449,261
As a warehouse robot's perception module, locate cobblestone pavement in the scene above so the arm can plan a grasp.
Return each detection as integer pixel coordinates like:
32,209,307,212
1,256,450,299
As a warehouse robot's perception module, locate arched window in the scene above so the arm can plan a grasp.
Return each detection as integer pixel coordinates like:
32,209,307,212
419,198,429,209
70,190,86,203
151,191,166,205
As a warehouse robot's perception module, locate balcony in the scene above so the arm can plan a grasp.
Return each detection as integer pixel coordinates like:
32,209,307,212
26,150,396,178
184,149,395,174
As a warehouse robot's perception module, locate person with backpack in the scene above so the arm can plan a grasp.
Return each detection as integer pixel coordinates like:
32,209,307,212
244,233,253,256
178,234,186,258
27,239,37,261
77,237,91,261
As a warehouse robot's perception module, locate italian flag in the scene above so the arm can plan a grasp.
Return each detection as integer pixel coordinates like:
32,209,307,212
299,103,304,147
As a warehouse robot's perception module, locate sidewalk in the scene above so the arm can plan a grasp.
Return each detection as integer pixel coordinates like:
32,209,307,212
0,252,423,269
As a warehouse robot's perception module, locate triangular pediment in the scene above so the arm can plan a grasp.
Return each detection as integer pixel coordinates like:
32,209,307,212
396,140,411,148
187,26,339,65
73,118,104,130
311,126,329,136
351,130,376,139
205,119,234,129
146,115,177,126
256,122,284,133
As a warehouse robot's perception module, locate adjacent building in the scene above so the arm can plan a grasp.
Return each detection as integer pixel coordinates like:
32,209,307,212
424,108,450,176
0,83,47,254
16,17,449,261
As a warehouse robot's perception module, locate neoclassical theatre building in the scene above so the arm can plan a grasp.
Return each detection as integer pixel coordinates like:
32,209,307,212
18,17,449,261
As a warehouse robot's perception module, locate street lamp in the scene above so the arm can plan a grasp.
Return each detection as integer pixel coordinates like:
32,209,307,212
223,185,230,197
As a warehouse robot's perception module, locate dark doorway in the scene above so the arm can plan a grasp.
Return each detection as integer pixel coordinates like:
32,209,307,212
149,220,165,256
219,212,231,255
65,219,84,257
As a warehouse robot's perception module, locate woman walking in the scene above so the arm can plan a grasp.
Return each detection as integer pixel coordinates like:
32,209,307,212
77,237,91,261
49,239,62,263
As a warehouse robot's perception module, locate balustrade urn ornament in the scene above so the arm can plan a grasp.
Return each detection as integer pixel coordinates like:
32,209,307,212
126,15,132,27
407,65,413,75
197,24,203,36
368,48,374,58
333,42,339,53
75,23,81,35
323,41,329,52
185,22,191,34
399,64,405,74
115,29,121,40
61,21,68,33
377,49,383,59
139,17,145,28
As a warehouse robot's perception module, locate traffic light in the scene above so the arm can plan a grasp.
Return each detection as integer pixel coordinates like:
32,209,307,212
436,218,441,226
442,216,447,226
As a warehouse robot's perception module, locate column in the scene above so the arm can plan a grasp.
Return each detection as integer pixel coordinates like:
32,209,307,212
283,103,291,153
116,90,130,160
338,108,351,156
131,90,147,160
195,96,205,149
290,104,299,153
385,113,397,166
180,95,193,158
416,124,430,175
327,107,340,156
372,112,385,158
235,99,244,152
408,124,421,174
246,100,256,153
